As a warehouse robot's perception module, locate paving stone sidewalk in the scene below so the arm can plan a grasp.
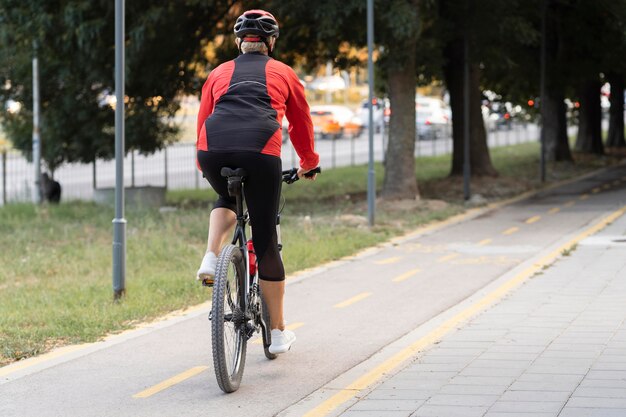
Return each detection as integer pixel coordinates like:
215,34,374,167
340,212,626,417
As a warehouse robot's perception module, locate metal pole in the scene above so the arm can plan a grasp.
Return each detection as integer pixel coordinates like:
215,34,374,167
112,0,126,301
92,159,97,189
2,151,6,205
380,112,386,164
32,43,41,204
164,147,168,189
463,8,471,201
351,135,355,166
539,0,547,182
366,0,375,226
131,149,135,187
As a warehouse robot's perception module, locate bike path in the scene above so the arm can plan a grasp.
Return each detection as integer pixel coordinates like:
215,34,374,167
1,163,625,417
324,190,626,417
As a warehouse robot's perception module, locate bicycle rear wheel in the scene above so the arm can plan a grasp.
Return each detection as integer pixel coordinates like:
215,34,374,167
211,244,247,393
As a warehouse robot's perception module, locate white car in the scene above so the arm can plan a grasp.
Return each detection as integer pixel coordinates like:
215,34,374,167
356,98,389,132
416,96,451,140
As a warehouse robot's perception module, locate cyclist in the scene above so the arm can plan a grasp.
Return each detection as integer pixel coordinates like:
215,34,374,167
195,10,319,354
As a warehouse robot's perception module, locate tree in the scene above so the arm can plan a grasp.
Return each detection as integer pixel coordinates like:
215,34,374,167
0,0,235,173
269,0,422,200
438,0,498,177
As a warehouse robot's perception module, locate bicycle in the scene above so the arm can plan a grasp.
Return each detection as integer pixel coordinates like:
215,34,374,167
207,165,321,393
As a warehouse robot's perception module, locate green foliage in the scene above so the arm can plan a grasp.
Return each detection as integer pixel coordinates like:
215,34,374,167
0,0,230,171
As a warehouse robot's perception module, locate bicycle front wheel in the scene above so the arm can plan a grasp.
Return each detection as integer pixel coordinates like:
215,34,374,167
211,244,247,393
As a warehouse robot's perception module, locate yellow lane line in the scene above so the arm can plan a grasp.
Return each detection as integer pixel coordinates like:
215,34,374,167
252,322,305,345
525,215,541,224
548,207,561,214
603,184,611,190
437,253,459,263
302,205,626,417
502,227,519,235
334,292,372,309
133,366,208,398
580,194,590,200
392,268,422,283
564,200,576,207
375,257,402,265
591,187,601,194
477,238,492,246
614,180,621,186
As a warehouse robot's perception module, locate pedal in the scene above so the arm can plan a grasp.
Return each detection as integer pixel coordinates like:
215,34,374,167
208,310,212,321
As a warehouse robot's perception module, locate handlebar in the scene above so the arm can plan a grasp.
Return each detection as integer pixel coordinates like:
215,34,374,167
281,167,321,184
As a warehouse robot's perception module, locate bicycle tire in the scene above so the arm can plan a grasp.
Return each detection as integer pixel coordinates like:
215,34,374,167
259,288,277,360
211,244,247,393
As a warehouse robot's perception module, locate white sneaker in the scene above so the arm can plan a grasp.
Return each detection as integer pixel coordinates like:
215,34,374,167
196,252,217,282
269,329,296,354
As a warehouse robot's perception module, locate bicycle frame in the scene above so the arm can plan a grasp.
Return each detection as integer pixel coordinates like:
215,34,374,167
224,170,270,343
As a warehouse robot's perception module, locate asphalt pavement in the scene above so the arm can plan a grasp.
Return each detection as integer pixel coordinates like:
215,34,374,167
1,161,624,417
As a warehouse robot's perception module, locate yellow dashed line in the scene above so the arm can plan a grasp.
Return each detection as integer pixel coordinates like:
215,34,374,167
392,268,421,283
580,194,590,200
591,187,601,193
548,207,560,214
252,322,305,345
502,227,519,235
525,215,541,224
375,257,402,265
334,292,372,308
437,253,459,263
603,184,611,190
302,204,626,417
477,238,492,246
564,200,576,207
133,366,208,398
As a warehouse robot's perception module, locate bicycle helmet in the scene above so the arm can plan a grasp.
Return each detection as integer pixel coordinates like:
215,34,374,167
234,9,279,39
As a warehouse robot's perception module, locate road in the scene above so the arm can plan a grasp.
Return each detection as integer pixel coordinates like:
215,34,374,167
1,156,624,417
1,123,538,204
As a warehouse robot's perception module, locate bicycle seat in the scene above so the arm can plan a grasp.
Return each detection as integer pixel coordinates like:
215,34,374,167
221,167,248,178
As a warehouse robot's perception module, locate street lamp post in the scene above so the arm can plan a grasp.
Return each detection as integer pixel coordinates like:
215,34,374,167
32,42,41,204
367,0,375,226
112,0,127,300
539,0,548,182
463,1,471,201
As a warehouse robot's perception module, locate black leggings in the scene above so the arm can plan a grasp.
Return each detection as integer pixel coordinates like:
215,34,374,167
197,150,285,281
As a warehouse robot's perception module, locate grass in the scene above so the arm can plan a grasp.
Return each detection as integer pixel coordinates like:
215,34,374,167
1,141,624,366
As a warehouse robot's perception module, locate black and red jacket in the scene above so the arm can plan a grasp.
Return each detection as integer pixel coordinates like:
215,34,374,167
196,53,319,171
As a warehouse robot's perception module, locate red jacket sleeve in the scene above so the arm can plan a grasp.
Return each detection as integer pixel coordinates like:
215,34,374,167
284,68,319,171
196,61,235,152
196,76,214,150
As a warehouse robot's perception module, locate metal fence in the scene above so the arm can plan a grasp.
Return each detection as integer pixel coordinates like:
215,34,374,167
0,122,538,206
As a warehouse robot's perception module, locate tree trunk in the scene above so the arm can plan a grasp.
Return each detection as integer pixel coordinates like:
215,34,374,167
607,74,626,148
542,87,572,162
381,50,419,200
444,38,497,177
540,1,573,163
575,79,604,155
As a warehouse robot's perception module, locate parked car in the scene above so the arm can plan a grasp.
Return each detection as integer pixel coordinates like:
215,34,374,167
483,101,514,131
415,96,451,140
309,105,364,139
356,98,389,132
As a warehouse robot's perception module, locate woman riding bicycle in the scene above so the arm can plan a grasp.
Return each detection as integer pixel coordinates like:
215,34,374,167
195,10,319,354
